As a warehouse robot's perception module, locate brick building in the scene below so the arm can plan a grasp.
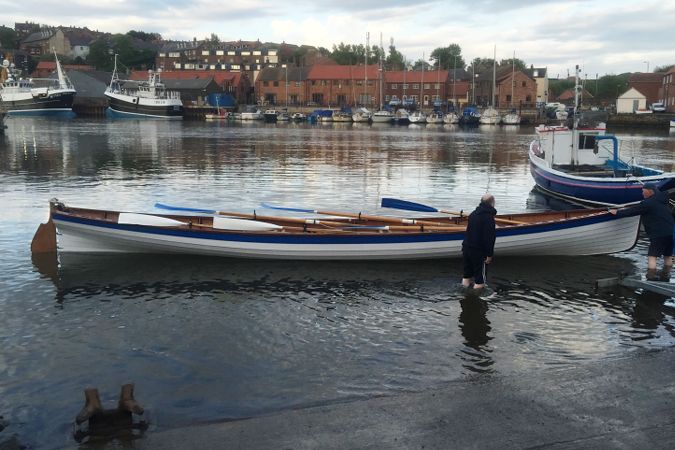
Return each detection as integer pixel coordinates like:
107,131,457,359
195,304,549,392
20,28,70,57
474,67,537,108
661,67,675,112
305,64,379,107
384,70,448,108
255,66,311,106
628,72,664,107
157,40,279,73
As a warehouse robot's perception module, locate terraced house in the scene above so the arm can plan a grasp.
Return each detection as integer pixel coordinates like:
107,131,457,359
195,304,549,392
305,64,380,107
255,66,311,106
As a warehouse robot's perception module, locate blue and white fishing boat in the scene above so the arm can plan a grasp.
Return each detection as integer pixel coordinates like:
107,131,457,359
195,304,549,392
529,67,675,206
34,199,640,260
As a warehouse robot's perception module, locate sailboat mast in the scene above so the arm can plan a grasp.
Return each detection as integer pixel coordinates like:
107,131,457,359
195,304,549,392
491,45,496,107
452,55,456,109
379,32,383,110
511,50,515,108
436,55,440,106
109,54,118,89
54,51,68,89
420,51,424,109
365,32,369,107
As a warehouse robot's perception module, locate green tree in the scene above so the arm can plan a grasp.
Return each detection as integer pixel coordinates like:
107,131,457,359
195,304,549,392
87,39,114,71
498,57,526,71
0,26,17,49
430,44,465,70
654,63,675,73
411,59,432,71
549,78,575,97
126,30,161,42
468,57,495,76
386,44,405,70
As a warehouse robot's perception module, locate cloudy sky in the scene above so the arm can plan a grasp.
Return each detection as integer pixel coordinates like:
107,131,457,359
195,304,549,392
2,0,673,77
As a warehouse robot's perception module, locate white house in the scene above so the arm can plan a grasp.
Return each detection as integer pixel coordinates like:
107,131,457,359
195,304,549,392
616,87,646,113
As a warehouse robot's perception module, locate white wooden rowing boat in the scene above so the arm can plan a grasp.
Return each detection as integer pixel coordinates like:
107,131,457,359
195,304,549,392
33,199,641,260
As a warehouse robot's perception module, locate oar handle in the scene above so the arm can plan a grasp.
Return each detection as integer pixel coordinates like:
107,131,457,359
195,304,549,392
439,209,525,226
317,210,447,227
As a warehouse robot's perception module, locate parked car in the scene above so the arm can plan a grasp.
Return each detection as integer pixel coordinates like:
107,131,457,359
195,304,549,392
650,102,666,112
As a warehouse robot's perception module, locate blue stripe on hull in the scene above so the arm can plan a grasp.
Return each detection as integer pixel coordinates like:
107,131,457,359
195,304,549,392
53,211,619,245
7,109,75,117
530,163,673,204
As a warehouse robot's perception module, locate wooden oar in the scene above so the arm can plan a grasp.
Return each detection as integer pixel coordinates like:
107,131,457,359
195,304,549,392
381,197,527,226
155,202,355,227
260,202,451,227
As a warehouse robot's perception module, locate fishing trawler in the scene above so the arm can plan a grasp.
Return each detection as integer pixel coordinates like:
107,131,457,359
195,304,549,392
0,53,76,115
104,55,183,119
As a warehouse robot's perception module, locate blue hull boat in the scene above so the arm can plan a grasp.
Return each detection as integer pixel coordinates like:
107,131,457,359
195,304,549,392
528,121,675,206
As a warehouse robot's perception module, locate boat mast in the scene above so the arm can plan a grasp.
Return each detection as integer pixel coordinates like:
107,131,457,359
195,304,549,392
573,64,580,126
511,50,515,108
365,32,369,107
436,54,440,109
420,51,424,110
54,51,70,90
403,58,407,106
379,32,384,110
491,44,496,108
452,55,456,110
109,54,119,89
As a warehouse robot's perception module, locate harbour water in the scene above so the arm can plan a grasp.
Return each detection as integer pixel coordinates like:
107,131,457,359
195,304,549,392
1,118,674,448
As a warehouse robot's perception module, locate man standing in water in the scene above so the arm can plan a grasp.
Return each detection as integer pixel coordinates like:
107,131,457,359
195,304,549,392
610,183,674,280
462,193,497,290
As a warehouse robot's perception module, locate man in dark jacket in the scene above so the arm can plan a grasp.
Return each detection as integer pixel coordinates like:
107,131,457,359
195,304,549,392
610,183,674,280
462,193,497,290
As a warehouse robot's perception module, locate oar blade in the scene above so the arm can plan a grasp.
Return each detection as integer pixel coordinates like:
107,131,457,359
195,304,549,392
260,202,316,213
154,203,216,214
381,198,439,213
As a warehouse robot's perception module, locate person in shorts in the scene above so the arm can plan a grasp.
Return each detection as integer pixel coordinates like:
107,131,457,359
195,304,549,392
462,193,497,290
610,183,674,280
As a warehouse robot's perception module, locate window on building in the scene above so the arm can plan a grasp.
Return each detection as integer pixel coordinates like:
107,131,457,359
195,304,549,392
423,95,429,105
321,80,327,86
333,80,340,86
290,94,298,105
402,83,409,89
344,80,350,86
385,95,391,101
506,94,512,102
526,95,532,102
409,95,418,102
367,80,374,86
424,84,430,89
265,93,276,105
522,81,527,87
273,81,279,87
311,93,324,105
295,81,301,87
311,80,317,86
391,83,398,89
337,94,347,104
434,83,440,89
356,80,363,86
412,84,419,89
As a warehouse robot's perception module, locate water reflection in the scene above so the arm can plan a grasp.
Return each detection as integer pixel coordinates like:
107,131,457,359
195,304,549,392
458,297,493,373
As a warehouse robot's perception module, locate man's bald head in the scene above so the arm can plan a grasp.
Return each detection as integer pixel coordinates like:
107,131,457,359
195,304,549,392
481,193,495,206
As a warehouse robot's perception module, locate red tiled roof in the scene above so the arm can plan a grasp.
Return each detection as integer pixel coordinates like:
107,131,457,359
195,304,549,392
36,61,93,71
385,70,449,83
307,64,379,80
130,70,242,86
556,88,594,101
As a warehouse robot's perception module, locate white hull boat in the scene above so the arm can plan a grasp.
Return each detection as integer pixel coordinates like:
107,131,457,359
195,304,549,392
36,200,641,261
443,112,459,124
409,111,427,124
479,107,501,124
372,110,394,123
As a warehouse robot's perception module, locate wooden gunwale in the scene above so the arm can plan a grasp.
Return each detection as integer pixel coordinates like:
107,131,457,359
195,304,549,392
51,204,612,236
